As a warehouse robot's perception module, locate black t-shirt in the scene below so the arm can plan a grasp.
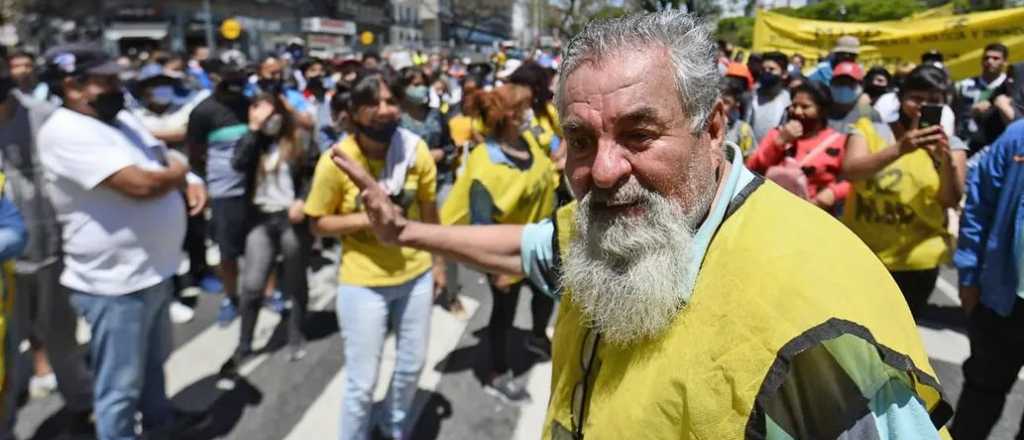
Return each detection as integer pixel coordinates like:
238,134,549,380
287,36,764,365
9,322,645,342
186,94,248,153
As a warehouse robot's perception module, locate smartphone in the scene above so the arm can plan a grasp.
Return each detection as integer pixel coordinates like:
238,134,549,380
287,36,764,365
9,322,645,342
919,104,943,130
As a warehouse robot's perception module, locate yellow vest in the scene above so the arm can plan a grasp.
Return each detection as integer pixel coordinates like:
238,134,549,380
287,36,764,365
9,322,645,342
0,173,15,401
544,183,950,439
441,133,557,227
842,118,951,271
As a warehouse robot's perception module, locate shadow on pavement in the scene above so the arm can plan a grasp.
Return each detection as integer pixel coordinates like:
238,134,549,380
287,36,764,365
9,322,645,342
27,407,94,440
171,375,262,439
435,327,546,384
408,390,453,440
917,304,969,334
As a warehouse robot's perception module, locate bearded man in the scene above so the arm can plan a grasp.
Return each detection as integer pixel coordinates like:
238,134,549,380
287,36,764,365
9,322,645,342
328,11,951,439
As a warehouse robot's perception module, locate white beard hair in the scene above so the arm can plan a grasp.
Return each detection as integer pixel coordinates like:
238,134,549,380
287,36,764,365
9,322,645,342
562,175,710,346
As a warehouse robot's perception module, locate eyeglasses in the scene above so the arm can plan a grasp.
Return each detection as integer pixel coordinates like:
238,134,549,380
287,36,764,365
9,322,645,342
571,329,601,439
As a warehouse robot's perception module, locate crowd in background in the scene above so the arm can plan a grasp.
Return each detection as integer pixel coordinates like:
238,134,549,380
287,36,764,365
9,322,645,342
0,25,1022,440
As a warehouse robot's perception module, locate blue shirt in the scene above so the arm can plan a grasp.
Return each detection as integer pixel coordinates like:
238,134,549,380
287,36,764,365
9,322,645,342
956,120,1024,316
0,197,27,261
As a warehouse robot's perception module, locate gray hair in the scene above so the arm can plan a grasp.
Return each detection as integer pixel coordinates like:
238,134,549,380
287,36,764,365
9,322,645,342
555,11,721,133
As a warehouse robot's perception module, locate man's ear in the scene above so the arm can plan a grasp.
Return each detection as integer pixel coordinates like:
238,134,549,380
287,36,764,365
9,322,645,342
706,98,727,151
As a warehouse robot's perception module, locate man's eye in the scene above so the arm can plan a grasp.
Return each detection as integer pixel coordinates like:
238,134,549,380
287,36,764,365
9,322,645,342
624,131,654,143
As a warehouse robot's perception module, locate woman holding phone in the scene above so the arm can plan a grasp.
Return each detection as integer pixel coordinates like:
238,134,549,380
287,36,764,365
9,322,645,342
842,64,968,319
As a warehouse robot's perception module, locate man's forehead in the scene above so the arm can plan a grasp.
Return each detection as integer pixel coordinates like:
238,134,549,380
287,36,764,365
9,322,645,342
562,47,678,127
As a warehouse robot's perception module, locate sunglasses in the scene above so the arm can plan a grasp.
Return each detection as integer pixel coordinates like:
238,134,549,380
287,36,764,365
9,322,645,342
570,329,601,439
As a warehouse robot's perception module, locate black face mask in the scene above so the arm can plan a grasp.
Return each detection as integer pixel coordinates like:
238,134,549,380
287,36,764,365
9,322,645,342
357,119,399,145
864,84,888,100
306,76,325,97
759,72,782,90
258,78,283,95
90,91,125,124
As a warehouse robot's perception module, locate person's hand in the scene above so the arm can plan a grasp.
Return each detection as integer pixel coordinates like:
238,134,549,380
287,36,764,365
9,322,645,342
959,285,981,316
330,147,407,244
971,99,993,117
813,187,836,209
288,200,306,224
432,262,447,300
922,131,951,165
897,125,945,156
994,94,1016,119
186,182,208,217
777,120,804,147
248,100,275,131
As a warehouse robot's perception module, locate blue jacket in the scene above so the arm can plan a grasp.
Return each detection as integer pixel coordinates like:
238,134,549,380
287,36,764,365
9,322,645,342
956,120,1024,316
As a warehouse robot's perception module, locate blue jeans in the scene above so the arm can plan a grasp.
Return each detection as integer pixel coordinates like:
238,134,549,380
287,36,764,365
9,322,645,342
70,279,174,440
336,272,432,440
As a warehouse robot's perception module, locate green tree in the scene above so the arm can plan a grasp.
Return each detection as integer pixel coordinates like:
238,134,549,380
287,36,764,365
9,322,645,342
772,0,926,22
716,16,754,48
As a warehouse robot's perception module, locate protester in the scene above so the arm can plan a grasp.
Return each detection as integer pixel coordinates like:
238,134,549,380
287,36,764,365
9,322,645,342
748,82,848,209
37,44,203,439
299,57,332,132
864,66,893,106
0,170,25,438
331,12,951,439
0,59,93,436
250,56,315,130
954,43,1015,156
953,119,1024,439
827,61,881,133
441,84,557,403
222,92,318,371
187,45,212,90
317,84,349,153
187,62,250,325
303,71,439,440
7,51,49,102
842,64,967,319
719,78,755,157
748,51,790,144
807,35,860,87
508,60,562,156
132,64,212,324
788,53,806,77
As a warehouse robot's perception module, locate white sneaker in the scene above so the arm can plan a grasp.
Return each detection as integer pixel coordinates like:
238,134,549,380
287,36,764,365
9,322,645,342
28,373,57,399
169,301,195,324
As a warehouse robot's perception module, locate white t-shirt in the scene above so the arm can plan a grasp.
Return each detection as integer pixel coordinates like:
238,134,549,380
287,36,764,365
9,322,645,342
38,108,186,295
875,92,956,137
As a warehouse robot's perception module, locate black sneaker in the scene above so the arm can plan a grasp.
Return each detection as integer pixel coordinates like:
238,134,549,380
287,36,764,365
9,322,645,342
218,349,253,378
484,371,531,405
525,334,552,361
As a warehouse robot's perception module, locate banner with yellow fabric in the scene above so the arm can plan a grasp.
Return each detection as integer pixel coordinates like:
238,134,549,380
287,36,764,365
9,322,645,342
753,6,1024,81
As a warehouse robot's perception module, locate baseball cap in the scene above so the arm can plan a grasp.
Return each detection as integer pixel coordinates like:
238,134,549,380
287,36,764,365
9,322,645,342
832,35,861,55
725,62,753,90
497,58,523,80
832,61,865,81
43,44,123,77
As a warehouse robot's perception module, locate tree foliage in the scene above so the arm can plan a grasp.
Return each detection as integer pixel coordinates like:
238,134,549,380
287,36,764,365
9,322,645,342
771,0,926,22
716,16,754,48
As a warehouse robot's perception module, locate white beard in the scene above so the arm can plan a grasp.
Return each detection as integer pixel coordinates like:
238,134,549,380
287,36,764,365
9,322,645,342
562,175,711,346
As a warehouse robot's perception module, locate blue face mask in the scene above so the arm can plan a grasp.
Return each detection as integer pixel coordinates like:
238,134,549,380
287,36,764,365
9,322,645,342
830,85,861,105
405,85,429,106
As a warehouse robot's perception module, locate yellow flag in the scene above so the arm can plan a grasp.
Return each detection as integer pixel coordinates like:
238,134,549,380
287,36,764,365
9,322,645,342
753,6,1024,81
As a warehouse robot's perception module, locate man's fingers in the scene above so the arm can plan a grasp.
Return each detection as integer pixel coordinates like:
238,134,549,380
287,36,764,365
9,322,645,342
331,150,379,192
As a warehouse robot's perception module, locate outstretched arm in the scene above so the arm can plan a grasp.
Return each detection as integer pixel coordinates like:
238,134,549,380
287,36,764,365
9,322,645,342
329,148,525,276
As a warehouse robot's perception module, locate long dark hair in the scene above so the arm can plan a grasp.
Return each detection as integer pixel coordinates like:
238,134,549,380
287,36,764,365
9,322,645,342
507,61,555,122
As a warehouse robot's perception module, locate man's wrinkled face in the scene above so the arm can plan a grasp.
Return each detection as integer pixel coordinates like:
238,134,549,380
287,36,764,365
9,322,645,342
559,45,724,345
561,45,720,223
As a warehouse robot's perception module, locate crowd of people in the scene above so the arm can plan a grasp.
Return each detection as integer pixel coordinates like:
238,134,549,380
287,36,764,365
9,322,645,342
0,8,1022,440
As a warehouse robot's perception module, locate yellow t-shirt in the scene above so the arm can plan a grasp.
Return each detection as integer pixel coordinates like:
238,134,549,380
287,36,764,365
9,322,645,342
528,103,563,154
304,136,437,286
842,118,951,271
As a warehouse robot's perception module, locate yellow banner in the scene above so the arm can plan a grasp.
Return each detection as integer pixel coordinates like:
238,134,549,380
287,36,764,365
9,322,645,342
753,7,1024,81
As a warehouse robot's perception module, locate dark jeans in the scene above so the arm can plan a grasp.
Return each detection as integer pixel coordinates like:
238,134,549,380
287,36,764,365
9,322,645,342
890,268,939,320
487,279,554,375
952,300,1024,440
238,212,311,352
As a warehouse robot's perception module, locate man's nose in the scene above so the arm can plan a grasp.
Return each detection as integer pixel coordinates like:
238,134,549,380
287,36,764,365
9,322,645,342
590,141,631,190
